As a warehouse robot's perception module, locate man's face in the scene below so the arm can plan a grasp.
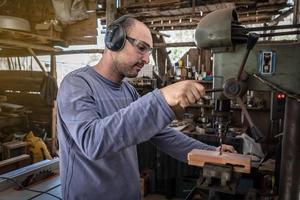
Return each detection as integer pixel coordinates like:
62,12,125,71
113,21,153,78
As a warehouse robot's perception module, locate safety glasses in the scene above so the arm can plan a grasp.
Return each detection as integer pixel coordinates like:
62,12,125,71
126,36,152,55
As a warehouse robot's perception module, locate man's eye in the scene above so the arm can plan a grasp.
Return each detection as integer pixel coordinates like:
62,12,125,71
137,44,147,52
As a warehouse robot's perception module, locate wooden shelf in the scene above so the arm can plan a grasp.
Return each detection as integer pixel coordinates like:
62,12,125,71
0,28,66,57
0,28,65,46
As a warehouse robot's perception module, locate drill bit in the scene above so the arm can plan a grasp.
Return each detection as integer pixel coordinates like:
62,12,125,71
219,136,223,155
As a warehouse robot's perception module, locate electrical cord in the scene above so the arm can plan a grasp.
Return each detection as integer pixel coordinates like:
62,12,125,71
0,176,62,200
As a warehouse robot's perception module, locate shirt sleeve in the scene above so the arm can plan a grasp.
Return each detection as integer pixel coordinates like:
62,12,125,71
57,75,175,160
150,127,217,162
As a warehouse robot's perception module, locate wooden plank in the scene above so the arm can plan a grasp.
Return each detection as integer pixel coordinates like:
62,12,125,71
0,116,24,129
0,39,61,52
0,71,44,79
0,154,31,174
187,149,251,174
0,71,44,92
0,83,41,92
142,13,205,23
4,92,46,106
125,3,235,17
0,103,24,113
0,28,65,46
148,21,199,28
154,42,195,48
125,0,182,9
151,25,198,31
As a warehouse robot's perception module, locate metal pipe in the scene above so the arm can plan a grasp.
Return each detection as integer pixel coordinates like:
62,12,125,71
279,98,300,199
232,24,300,32
259,30,300,37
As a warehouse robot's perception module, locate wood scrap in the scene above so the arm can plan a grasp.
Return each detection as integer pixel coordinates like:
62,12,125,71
0,154,31,174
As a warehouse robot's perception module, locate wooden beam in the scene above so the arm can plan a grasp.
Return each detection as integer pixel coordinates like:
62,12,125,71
124,2,235,18
0,39,61,52
106,0,116,26
0,49,105,57
27,48,47,74
152,26,198,31
0,28,65,46
188,149,251,174
152,34,172,84
192,0,195,17
150,29,170,37
147,21,199,29
141,14,205,23
51,54,57,155
239,15,272,23
154,42,196,48
55,49,105,55
124,0,183,9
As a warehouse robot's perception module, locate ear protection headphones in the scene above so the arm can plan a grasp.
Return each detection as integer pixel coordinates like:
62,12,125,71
104,15,134,51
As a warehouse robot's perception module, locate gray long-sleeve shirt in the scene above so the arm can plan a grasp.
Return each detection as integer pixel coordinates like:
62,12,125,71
57,66,216,200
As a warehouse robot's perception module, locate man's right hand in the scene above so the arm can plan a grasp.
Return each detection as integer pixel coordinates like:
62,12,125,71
159,80,205,108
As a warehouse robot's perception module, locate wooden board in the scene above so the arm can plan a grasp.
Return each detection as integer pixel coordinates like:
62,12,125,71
0,116,24,129
0,154,31,174
187,149,251,174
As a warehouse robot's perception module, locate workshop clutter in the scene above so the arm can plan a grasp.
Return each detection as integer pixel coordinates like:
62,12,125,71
2,140,27,160
35,20,63,39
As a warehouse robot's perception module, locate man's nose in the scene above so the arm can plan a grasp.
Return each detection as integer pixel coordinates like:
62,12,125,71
141,52,150,64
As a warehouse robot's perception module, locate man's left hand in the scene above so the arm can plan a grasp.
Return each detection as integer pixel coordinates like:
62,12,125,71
216,144,237,153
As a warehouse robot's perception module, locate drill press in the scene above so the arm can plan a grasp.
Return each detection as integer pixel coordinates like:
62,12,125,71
213,99,231,155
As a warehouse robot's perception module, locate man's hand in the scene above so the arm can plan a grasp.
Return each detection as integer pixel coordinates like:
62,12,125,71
159,80,205,108
216,144,237,153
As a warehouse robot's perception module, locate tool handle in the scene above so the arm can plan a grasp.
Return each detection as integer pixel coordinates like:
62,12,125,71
205,88,223,93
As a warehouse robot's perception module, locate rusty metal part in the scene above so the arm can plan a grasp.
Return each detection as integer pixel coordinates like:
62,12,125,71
0,15,31,32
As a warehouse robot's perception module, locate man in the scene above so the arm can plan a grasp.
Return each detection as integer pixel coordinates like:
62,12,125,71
57,16,234,200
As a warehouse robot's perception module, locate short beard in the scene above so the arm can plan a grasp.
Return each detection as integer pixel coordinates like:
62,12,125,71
112,58,125,80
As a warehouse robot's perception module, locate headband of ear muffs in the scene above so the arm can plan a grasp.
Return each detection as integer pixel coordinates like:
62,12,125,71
105,15,133,51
